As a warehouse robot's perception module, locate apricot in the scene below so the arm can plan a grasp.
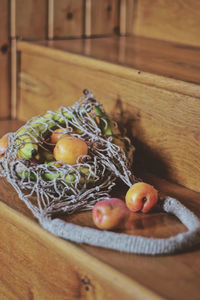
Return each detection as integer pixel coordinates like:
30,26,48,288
92,198,129,230
50,128,67,144
125,182,158,213
0,134,9,158
54,136,88,165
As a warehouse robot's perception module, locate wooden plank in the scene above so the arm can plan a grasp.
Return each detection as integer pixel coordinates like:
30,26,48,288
17,37,200,97
84,0,92,37
132,0,200,47
0,0,10,119
0,183,199,300
16,0,48,40
119,0,137,36
0,198,162,300
0,120,24,137
16,39,200,193
80,175,200,300
54,0,84,38
91,0,119,36
119,0,126,35
126,0,135,34
48,0,54,40
10,0,17,119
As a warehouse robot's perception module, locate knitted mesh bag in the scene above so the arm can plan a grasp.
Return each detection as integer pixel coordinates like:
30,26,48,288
1,90,200,255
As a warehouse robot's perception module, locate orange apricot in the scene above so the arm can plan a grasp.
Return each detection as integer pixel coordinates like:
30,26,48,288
0,134,9,158
54,136,88,165
50,128,67,144
125,182,158,213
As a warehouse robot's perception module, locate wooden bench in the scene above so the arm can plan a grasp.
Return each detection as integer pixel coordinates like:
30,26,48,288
1,34,200,299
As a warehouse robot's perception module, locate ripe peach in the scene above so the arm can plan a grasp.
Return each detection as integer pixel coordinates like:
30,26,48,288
125,182,158,213
92,198,129,230
54,136,88,165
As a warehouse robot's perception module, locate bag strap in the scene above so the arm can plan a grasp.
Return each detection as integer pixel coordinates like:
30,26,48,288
40,197,200,255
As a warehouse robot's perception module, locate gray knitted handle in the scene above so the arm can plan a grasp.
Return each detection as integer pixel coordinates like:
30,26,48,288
40,197,200,255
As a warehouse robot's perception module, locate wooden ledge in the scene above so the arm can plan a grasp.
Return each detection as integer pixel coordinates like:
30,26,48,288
17,36,200,99
1,200,161,300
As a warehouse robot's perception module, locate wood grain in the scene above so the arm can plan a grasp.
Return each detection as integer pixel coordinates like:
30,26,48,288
132,0,200,47
0,119,24,136
80,177,200,300
10,0,17,119
1,185,199,300
126,0,135,34
0,199,162,300
17,38,200,193
16,0,48,40
91,0,119,36
119,0,126,35
14,0,120,40
0,0,10,119
54,0,84,38
0,115,200,300
19,36,200,97
47,0,54,40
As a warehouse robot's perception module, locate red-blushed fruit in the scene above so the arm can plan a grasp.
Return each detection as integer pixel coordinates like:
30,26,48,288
50,128,67,144
54,136,88,165
0,134,9,158
92,198,129,230
125,182,158,213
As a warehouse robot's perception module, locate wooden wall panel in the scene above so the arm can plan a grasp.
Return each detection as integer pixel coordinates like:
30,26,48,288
54,0,84,38
0,0,10,119
15,0,120,40
91,0,119,36
11,0,200,44
16,0,48,40
132,0,200,47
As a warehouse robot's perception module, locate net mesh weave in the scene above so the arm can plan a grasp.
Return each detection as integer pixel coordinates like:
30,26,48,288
1,90,200,255
0,91,135,219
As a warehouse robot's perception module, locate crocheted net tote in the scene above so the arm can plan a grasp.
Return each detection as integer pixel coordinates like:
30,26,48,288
1,90,200,255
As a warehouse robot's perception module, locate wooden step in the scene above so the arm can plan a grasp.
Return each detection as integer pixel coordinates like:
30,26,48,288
17,36,200,100
1,120,200,300
16,36,200,193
